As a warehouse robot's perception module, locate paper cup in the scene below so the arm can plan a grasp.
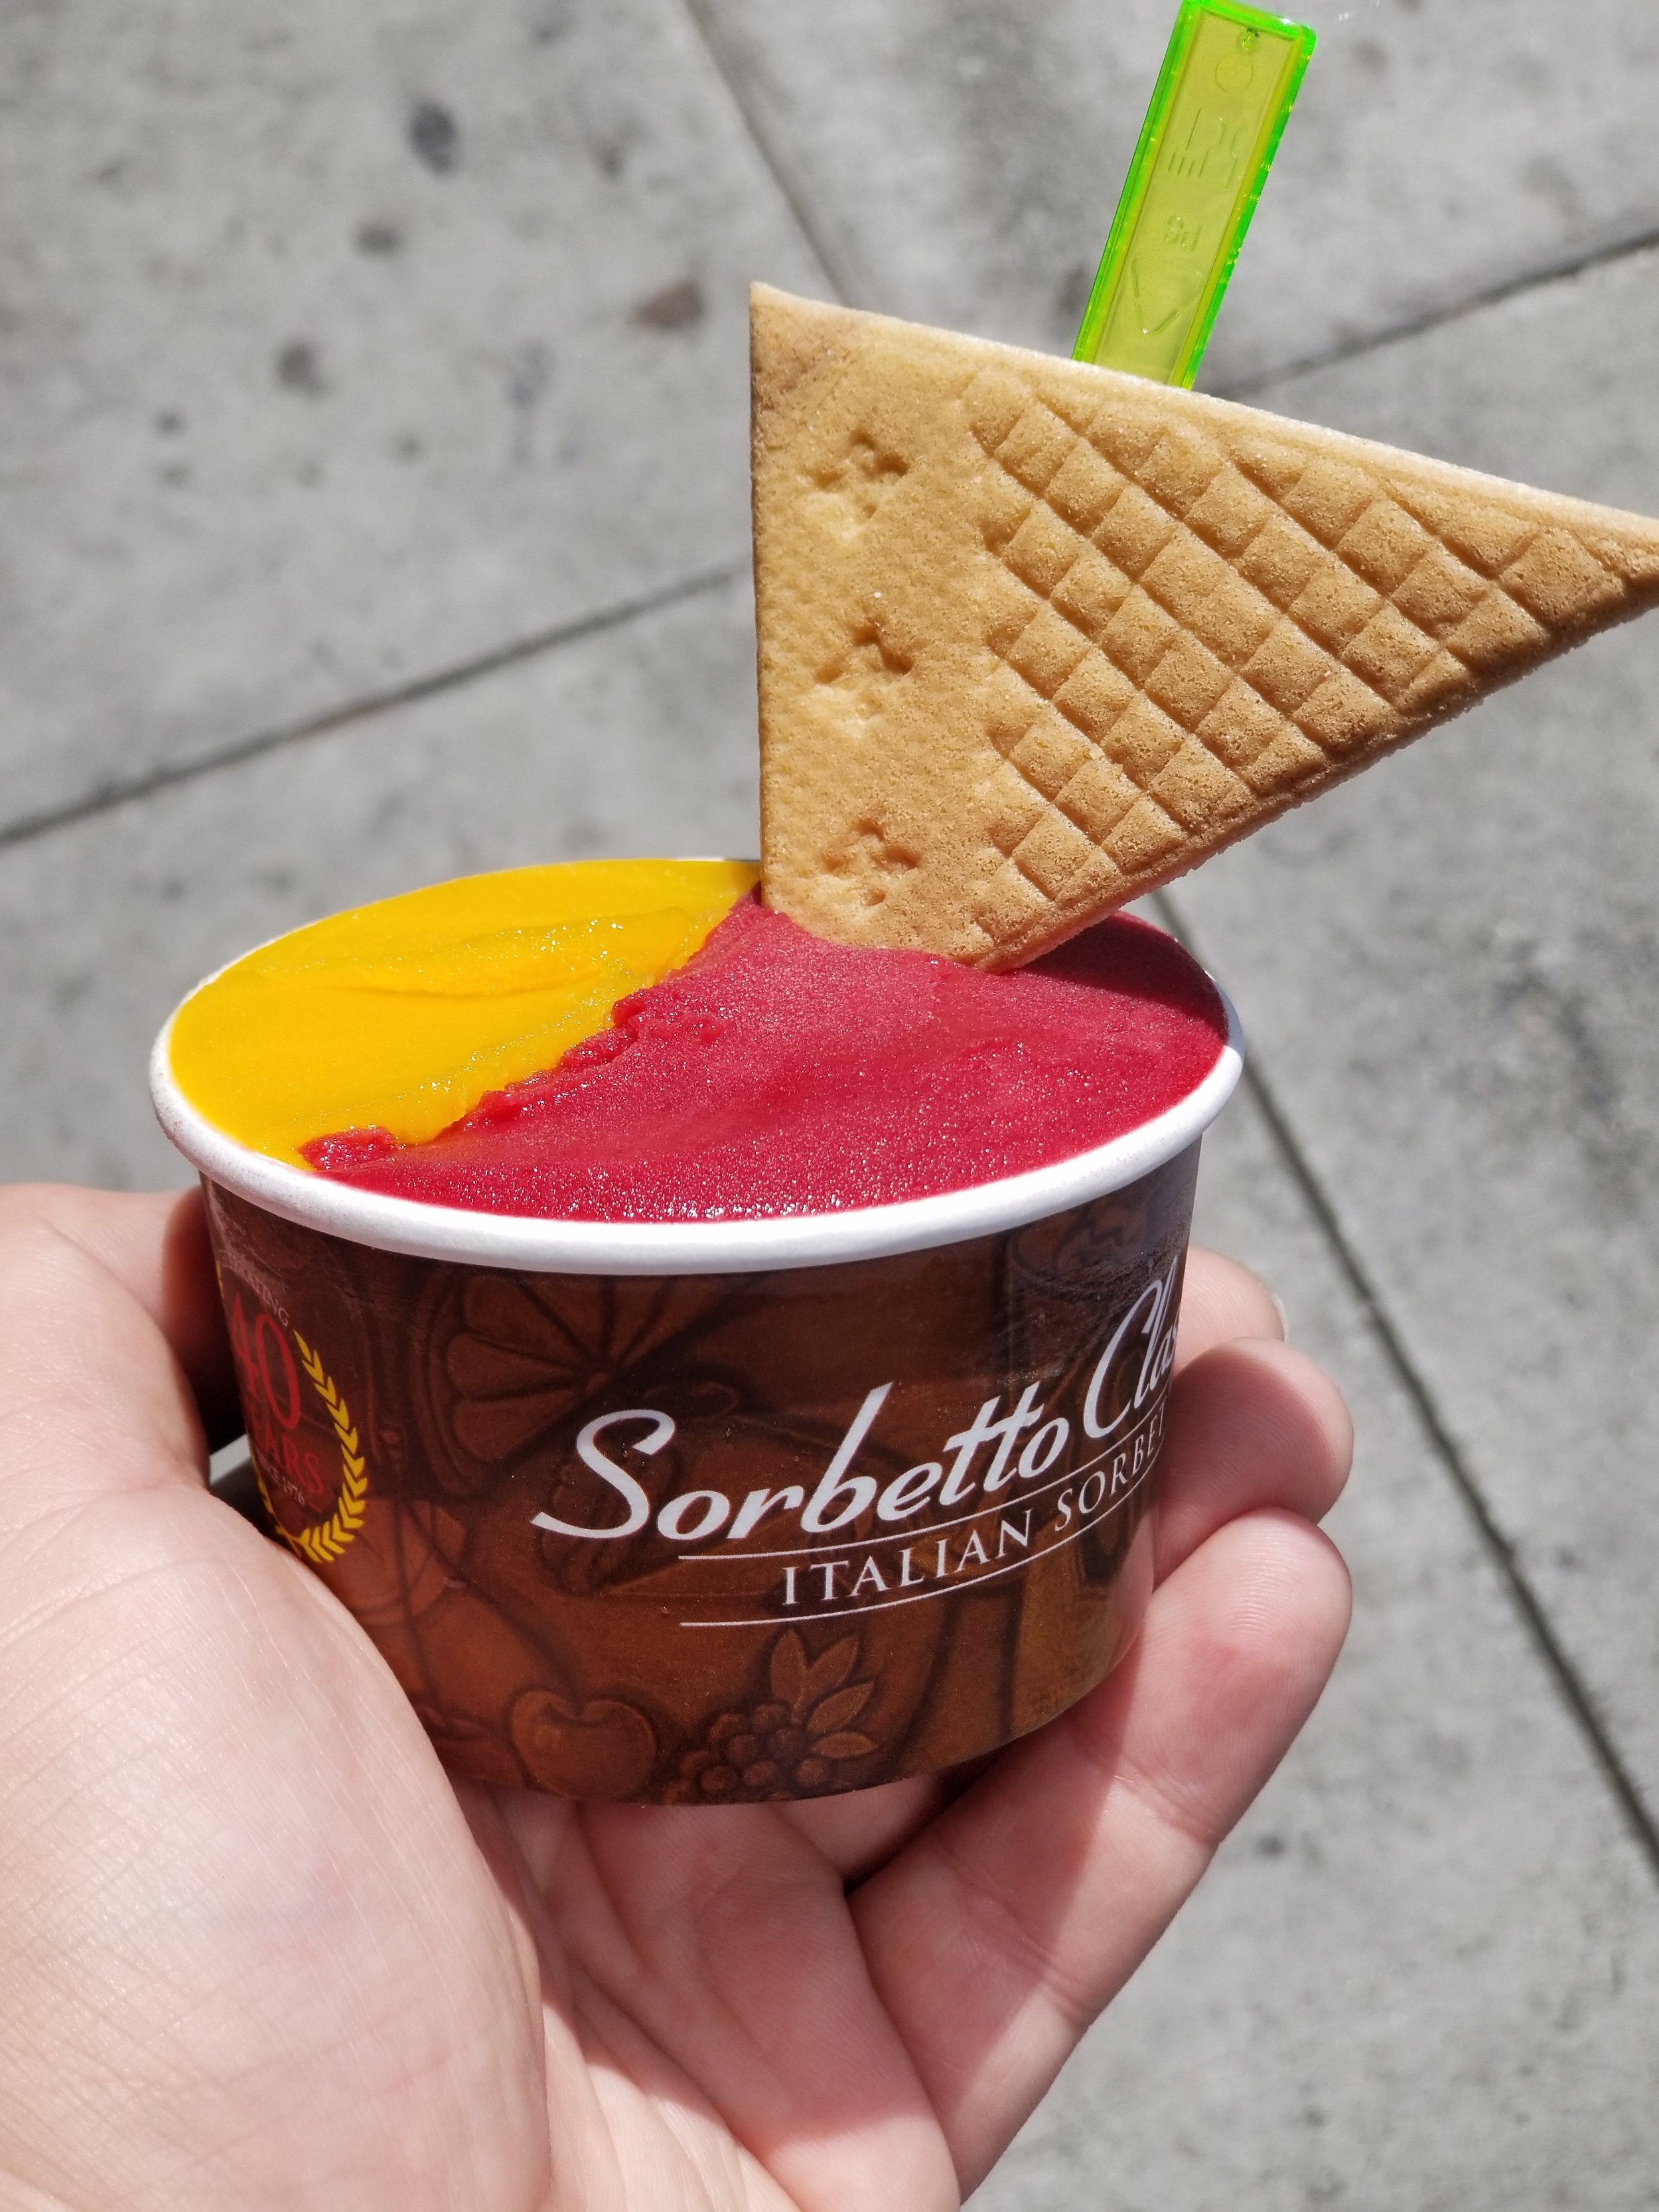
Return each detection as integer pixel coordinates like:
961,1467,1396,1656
152,950,1242,1803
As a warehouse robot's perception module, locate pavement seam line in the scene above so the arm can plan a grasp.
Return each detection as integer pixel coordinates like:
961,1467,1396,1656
652,9,1658,406
1222,223,1659,400
0,563,745,857
675,0,862,307
1151,887,1659,1887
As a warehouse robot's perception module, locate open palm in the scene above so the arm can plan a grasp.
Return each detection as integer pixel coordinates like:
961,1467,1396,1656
0,1185,1350,2211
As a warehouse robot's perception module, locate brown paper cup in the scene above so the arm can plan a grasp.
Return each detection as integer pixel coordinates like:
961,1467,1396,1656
151,970,1242,1803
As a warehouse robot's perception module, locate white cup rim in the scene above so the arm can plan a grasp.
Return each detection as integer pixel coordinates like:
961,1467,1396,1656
150,960,1243,1277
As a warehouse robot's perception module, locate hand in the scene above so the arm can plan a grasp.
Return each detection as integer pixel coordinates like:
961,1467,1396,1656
0,1184,1350,2211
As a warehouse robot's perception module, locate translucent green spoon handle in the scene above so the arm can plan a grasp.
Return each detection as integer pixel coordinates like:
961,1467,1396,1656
1074,0,1315,387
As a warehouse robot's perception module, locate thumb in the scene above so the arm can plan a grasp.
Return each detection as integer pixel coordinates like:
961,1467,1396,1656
0,1185,228,1529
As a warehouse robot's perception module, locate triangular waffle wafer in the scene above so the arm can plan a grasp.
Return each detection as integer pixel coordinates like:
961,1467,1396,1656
753,285,1659,969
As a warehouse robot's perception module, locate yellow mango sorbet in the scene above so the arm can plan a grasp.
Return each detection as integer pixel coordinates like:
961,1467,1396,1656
167,858,758,1167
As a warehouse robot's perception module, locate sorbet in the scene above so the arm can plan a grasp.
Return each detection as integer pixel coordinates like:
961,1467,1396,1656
167,860,757,1166
303,897,1226,1220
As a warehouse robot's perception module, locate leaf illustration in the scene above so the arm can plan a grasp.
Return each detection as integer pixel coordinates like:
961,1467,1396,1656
768,1629,809,1709
271,1336,372,1567
454,1388,580,1463
807,1681,875,1737
800,1636,859,1708
812,1732,877,1761
445,1335,563,1398
461,1275,563,1359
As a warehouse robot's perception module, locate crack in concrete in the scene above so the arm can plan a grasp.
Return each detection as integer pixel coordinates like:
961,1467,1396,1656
1221,224,1659,401
676,0,862,309
680,0,1659,425
0,563,745,856
1153,885,1659,1888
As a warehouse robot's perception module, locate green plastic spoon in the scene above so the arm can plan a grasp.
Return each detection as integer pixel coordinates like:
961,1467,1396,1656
1074,0,1315,386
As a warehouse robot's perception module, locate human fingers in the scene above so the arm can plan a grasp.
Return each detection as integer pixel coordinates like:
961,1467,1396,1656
0,1194,551,2211
1153,1337,1352,1584
853,1509,1350,2196
1173,1246,1285,1372
0,1191,217,1515
0,1183,240,1447
530,1799,959,2212
781,1773,948,1883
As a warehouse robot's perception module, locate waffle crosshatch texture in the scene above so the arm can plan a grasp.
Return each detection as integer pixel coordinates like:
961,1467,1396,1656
753,287,1659,968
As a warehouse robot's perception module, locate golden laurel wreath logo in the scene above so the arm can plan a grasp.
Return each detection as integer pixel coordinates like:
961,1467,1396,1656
256,1332,368,1566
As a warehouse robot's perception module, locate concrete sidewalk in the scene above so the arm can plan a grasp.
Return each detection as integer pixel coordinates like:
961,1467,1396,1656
3,2,1656,2201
